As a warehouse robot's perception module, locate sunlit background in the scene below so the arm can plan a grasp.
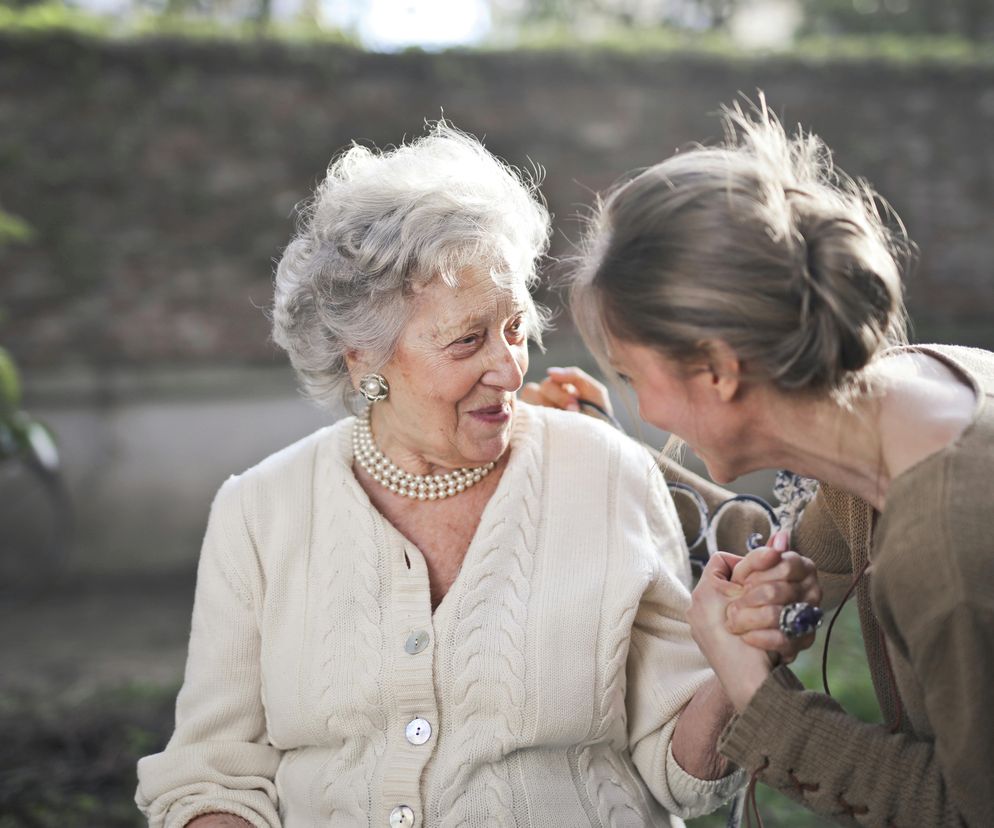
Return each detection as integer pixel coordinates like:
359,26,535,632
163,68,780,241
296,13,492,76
14,0,994,47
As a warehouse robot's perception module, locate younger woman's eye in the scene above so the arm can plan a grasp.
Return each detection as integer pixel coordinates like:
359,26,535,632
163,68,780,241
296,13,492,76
617,373,633,386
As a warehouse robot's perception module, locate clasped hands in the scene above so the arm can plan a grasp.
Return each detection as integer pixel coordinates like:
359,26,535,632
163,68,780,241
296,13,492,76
688,530,822,713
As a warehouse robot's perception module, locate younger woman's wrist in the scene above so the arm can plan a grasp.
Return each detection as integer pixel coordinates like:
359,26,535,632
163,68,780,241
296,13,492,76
723,661,772,714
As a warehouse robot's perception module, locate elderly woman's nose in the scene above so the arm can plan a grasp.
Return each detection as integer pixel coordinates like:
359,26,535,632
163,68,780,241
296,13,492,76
484,339,525,390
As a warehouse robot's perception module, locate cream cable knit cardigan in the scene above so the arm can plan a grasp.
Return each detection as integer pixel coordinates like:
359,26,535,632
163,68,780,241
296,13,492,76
136,403,743,827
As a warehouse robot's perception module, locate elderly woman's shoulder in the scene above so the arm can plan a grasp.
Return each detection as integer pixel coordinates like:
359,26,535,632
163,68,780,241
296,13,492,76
523,403,657,474
215,418,351,506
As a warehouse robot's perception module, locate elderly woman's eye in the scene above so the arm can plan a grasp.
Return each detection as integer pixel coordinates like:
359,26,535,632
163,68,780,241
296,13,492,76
454,333,481,347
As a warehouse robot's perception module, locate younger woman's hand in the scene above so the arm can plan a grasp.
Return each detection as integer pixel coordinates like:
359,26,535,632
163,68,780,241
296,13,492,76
521,366,612,418
687,552,775,713
723,530,823,663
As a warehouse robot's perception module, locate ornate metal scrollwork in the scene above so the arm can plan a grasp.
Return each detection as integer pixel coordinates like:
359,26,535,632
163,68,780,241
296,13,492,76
668,483,780,578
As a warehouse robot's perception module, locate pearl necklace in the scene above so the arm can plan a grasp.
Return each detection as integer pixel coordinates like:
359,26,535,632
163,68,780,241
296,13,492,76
352,407,496,501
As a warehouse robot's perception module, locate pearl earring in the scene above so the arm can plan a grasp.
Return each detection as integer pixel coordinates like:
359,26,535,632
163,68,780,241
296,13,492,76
358,373,389,403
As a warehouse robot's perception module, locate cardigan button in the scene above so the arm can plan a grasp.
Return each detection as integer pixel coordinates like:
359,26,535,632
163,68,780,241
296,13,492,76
404,630,430,655
389,805,415,827
405,717,432,745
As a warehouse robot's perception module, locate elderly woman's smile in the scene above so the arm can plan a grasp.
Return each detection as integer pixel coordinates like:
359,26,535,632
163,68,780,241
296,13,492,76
358,266,531,477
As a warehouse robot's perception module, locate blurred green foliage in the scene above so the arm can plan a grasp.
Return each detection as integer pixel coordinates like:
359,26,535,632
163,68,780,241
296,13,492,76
0,1,356,40
0,683,179,828
0,346,60,472
494,0,994,41
0,209,33,247
0,208,59,472
0,207,32,333
0,348,20,412
799,0,994,41
498,25,994,65
0,0,992,61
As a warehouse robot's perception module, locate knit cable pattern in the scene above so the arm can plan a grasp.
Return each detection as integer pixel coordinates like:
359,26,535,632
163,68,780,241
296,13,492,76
435,418,543,828
577,447,655,827
320,452,388,825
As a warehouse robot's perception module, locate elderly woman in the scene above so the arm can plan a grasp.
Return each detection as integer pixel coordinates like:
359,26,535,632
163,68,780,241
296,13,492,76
537,101,994,825
134,125,818,828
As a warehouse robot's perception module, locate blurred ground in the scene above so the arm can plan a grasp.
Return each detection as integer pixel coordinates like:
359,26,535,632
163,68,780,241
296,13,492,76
0,577,189,827
0,575,192,703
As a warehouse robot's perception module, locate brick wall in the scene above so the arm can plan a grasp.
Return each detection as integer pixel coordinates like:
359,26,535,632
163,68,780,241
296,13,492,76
3,33,993,371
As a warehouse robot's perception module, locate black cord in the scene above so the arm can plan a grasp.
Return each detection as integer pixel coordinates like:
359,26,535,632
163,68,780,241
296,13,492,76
576,398,624,431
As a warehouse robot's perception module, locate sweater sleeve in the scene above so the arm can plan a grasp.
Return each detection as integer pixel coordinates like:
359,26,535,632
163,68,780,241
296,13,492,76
718,664,966,826
626,470,746,819
136,476,283,828
791,485,860,610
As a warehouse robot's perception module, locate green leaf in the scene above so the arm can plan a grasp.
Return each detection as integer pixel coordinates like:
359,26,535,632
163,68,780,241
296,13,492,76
0,208,33,247
26,420,60,472
0,347,21,411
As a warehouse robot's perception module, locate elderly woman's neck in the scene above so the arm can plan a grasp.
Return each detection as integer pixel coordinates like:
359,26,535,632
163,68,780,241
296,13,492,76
368,406,443,475
368,404,501,476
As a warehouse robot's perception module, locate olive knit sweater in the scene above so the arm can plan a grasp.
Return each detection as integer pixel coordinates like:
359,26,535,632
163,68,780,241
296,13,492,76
668,344,994,826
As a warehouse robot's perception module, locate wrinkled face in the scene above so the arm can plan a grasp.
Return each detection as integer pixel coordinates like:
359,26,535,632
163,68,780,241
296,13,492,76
360,267,531,470
607,337,747,484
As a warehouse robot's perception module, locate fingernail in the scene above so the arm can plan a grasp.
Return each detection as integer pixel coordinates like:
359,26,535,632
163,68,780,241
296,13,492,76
548,367,565,374
566,401,580,412
773,530,789,552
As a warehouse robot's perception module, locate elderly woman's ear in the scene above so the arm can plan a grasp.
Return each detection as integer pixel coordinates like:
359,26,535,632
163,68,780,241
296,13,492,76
344,350,362,389
345,350,373,391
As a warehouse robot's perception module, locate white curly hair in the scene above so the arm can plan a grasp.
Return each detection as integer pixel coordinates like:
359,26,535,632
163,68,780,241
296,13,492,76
272,122,552,410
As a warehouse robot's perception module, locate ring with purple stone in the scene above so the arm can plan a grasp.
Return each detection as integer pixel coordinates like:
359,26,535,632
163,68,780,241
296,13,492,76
778,602,824,640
